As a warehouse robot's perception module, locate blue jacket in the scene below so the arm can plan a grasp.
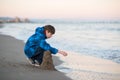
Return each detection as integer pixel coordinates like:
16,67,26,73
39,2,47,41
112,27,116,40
24,27,58,58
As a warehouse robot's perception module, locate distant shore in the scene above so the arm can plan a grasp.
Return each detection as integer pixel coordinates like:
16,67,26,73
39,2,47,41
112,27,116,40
0,17,120,24
0,17,30,23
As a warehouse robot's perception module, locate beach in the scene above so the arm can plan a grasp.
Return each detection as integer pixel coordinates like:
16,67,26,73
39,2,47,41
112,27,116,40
0,34,71,80
58,51,120,80
0,34,120,80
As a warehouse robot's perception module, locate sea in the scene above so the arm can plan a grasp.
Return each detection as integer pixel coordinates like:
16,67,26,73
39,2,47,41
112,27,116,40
0,19,120,77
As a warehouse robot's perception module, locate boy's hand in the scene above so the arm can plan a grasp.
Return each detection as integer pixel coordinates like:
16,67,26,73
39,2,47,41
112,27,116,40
58,50,68,56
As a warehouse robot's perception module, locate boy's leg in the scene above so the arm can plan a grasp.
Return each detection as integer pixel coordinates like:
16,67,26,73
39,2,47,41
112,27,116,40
32,47,44,66
40,51,56,70
34,53,44,65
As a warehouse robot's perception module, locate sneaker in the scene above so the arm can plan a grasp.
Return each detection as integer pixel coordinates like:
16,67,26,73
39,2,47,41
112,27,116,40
26,58,35,65
34,63,40,67
34,60,40,67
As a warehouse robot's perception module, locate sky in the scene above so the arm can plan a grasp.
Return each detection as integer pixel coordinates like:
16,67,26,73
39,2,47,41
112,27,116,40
0,0,120,19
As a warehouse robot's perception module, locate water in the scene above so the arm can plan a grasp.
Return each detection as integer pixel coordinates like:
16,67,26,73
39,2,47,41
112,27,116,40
0,20,120,64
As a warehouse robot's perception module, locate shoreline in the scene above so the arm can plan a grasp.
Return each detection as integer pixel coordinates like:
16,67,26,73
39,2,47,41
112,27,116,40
0,34,72,80
56,51,120,80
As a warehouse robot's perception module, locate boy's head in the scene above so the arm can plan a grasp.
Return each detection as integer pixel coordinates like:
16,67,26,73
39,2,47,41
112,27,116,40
44,25,55,39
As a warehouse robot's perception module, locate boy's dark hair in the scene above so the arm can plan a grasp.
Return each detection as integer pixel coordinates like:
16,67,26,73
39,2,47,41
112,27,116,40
44,25,55,34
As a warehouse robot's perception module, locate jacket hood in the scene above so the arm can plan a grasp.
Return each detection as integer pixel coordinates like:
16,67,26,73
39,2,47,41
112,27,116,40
35,27,46,39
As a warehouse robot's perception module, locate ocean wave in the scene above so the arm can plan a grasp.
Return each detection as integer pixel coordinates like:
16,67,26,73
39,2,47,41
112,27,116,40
0,22,120,64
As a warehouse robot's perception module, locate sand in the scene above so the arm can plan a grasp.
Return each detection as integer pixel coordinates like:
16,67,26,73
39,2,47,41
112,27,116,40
0,34,120,80
57,52,120,80
0,34,71,80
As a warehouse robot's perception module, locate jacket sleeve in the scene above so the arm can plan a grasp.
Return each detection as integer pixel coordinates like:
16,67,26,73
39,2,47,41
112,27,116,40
39,39,58,54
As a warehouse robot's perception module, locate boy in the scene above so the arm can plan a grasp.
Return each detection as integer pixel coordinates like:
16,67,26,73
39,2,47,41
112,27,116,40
24,25,67,67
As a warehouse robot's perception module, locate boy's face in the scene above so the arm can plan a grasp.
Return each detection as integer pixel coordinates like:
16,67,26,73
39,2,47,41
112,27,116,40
45,30,53,39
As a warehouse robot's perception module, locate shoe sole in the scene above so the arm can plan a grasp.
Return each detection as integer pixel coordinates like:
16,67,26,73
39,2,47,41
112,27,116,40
26,58,40,67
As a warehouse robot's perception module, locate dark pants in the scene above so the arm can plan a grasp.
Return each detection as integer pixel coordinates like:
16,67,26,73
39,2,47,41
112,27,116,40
31,47,45,64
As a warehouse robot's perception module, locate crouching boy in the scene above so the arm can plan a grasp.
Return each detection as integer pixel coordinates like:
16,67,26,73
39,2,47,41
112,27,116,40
24,25,67,69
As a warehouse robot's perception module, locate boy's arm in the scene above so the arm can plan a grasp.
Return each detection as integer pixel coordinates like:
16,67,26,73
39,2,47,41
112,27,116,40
39,40,68,56
39,40,58,54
